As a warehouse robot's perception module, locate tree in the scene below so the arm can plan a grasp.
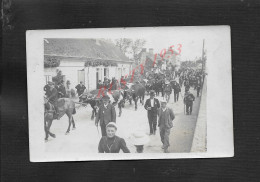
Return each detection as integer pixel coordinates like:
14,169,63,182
115,38,132,55
131,39,146,64
114,39,146,64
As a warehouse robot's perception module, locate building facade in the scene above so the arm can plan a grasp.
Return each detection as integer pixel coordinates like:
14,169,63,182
44,39,133,91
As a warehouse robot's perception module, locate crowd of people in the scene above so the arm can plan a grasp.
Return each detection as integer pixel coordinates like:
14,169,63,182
44,66,205,153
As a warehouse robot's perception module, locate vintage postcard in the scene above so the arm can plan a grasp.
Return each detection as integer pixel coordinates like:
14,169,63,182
26,26,233,162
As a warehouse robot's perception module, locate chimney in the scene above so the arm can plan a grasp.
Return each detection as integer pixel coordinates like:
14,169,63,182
149,48,153,55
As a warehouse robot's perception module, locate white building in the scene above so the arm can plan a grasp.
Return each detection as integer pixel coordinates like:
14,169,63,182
44,39,133,91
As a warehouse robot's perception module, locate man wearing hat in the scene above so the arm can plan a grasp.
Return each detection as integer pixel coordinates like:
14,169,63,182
184,90,195,115
164,81,172,103
95,95,116,136
158,98,175,153
57,80,66,98
172,81,181,102
144,90,160,135
46,82,60,119
75,81,86,101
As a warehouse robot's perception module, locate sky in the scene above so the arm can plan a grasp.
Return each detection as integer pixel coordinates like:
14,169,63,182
144,38,205,61
107,27,207,62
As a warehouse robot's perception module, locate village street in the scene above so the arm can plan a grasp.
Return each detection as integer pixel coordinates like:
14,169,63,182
45,85,203,154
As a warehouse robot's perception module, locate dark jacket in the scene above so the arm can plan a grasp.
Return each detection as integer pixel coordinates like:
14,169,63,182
57,85,66,98
158,108,175,129
173,83,181,93
144,98,160,117
44,84,51,96
98,136,130,153
184,93,195,104
75,84,86,95
47,88,58,104
95,103,116,126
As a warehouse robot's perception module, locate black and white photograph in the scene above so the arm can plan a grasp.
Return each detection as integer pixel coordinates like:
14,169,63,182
26,26,233,161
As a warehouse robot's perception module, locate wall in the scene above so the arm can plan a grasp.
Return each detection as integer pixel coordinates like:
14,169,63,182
44,67,58,84
58,66,85,89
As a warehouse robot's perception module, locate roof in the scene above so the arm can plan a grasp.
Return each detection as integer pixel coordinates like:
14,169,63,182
44,39,132,63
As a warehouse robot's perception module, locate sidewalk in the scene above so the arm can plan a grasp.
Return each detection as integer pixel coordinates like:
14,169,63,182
191,78,207,152
168,86,202,153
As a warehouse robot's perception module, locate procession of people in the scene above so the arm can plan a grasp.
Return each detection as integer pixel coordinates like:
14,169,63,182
44,65,205,153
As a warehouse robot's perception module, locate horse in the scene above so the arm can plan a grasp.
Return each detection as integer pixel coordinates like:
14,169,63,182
80,92,102,120
130,82,146,110
107,90,125,117
44,97,76,141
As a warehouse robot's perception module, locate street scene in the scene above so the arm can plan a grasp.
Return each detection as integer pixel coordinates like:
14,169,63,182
43,38,207,154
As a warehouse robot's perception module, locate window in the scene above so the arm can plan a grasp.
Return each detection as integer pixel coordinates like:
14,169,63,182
45,75,52,84
104,68,109,78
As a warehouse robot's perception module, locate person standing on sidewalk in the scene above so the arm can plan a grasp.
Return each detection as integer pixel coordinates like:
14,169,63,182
196,77,201,97
144,90,160,135
158,98,175,153
184,91,195,115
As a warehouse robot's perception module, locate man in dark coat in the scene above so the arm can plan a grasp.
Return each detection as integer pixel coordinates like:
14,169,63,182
184,91,195,115
158,98,175,153
144,90,160,135
95,95,117,136
57,81,66,98
185,82,190,92
196,78,201,97
75,81,86,101
46,82,59,119
172,81,181,102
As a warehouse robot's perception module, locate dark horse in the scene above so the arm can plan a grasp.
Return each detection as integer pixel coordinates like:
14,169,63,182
130,82,146,110
81,95,102,120
44,97,76,141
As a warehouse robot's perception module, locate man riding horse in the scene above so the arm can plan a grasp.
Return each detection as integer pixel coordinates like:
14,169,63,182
44,81,76,141
46,82,60,119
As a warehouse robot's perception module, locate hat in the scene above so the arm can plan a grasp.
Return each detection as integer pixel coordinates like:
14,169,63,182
159,98,167,103
106,122,117,130
150,90,155,96
131,131,150,145
102,95,110,100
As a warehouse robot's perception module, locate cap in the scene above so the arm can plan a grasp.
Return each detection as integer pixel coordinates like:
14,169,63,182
150,90,155,96
106,122,117,130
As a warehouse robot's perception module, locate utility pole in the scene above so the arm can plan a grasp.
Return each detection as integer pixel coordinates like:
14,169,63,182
202,39,205,72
